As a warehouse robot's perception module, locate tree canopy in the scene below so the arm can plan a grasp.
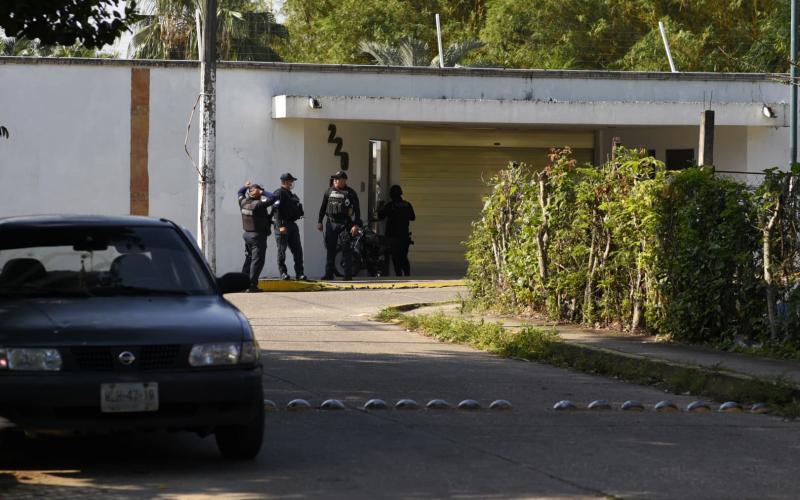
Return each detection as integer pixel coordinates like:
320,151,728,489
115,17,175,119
280,0,792,73
129,0,287,61
0,0,138,49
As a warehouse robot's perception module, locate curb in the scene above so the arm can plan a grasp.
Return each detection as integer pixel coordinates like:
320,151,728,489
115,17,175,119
257,279,465,292
378,303,800,417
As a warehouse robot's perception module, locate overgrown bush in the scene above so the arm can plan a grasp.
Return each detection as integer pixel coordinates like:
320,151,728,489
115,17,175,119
466,147,800,349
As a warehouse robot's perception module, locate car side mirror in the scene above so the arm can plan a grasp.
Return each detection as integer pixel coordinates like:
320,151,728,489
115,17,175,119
217,272,250,294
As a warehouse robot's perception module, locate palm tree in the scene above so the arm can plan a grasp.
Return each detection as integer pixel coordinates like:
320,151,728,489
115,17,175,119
360,37,484,67
1,36,101,57
129,0,287,61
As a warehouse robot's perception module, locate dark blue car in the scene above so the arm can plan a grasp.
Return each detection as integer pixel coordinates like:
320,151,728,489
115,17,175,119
0,215,263,459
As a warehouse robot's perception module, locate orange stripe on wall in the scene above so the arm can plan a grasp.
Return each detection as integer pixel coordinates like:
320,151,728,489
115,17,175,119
130,67,150,216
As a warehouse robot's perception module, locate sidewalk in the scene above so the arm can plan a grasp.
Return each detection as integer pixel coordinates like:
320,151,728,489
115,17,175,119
411,303,800,387
257,277,465,292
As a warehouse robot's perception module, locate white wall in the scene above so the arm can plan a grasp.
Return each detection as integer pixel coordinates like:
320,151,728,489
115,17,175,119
301,120,399,277
0,64,131,216
1,59,797,276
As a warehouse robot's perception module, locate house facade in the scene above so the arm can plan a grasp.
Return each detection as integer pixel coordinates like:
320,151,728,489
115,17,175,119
0,57,792,277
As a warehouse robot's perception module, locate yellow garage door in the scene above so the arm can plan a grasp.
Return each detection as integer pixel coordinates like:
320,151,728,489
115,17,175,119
400,132,593,276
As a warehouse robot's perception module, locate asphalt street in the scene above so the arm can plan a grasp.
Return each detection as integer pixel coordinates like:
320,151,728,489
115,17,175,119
1,287,799,499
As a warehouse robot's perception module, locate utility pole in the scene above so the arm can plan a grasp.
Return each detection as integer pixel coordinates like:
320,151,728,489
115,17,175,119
792,0,798,165
199,0,217,272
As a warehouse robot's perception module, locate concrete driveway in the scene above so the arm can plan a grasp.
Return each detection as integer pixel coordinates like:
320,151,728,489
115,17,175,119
1,288,798,499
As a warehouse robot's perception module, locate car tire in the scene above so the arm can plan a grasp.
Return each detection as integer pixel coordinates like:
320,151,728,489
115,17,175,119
215,399,264,460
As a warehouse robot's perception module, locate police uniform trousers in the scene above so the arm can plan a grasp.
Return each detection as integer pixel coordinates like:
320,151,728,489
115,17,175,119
275,221,304,277
325,220,352,278
242,230,268,287
389,236,411,277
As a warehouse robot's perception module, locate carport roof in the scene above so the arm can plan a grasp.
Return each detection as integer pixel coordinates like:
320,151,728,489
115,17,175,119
272,95,788,127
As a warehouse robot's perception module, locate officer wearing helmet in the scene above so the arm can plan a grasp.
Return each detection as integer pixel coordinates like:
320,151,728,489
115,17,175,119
238,180,277,292
273,172,306,281
317,170,361,280
378,184,416,276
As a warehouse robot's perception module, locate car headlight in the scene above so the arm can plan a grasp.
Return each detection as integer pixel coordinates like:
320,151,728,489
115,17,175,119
0,348,62,371
188,341,260,367
240,340,260,364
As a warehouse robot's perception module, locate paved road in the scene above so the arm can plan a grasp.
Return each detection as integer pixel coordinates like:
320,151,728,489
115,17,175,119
1,288,799,499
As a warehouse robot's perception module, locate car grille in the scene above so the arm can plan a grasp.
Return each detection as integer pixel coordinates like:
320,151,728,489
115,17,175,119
70,345,182,371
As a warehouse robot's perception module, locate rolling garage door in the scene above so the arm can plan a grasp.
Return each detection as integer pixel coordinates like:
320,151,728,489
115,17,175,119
400,128,593,276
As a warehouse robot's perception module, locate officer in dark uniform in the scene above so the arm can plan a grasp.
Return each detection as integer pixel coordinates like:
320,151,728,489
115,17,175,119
273,172,306,281
238,181,276,292
378,184,416,276
317,170,361,280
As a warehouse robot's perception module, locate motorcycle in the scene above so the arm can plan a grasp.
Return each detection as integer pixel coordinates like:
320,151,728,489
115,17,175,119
334,225,390,277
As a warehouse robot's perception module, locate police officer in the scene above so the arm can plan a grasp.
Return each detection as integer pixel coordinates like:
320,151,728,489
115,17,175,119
273,172,306,281
378,184,416,276
317,170,361,280
238,181,276,292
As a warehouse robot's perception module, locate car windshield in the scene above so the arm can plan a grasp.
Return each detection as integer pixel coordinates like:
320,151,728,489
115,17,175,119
0,225,215,297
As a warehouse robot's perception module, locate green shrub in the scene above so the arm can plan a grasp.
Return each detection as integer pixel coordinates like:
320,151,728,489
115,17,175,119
466,147,800,349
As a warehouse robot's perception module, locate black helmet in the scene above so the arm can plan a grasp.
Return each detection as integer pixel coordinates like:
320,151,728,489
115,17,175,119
333,170,348,180
389,184,403,200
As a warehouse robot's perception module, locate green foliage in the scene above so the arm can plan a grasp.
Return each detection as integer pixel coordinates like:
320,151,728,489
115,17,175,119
467,148,800,351
282,0,790,72
0,0,138,49
655,167,763,343
468,147,669,332
380,311,560,359
0,36,111,57
130,0,287,61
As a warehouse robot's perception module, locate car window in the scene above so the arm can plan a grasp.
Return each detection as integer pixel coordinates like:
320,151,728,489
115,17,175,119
0,226,215,297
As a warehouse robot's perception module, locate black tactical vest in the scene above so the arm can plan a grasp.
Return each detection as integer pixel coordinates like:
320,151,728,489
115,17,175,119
326,189,350,220
286,192,304,221
241,198,271,233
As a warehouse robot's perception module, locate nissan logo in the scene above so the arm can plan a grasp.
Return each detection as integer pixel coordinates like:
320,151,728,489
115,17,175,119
118,351,136,365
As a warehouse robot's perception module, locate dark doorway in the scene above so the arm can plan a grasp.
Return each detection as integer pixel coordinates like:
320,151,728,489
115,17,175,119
666,148,695,170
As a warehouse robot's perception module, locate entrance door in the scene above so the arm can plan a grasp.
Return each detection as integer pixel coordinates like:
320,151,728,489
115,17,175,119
368,140,390,228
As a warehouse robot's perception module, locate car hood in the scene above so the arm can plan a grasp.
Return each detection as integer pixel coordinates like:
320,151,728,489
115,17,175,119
0,296,247,345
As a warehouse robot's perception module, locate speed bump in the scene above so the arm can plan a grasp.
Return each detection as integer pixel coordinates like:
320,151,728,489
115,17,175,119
395,399,420,410
553,400,577,411
686,401,711,413
426,399,452,410
320,399,346,410
587,400,611,411
286,399,312,411
750,402,770,414
363,399,389,410
263,400,278,412
489,400,513,411
457,399,481,411
621,400,645,412
654,400,679,413
719,401,743,413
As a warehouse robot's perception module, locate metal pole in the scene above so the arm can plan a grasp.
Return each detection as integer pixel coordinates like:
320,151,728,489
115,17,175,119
792,0,798,165
658,22,677,73
435,14,444,68
199,0,217,272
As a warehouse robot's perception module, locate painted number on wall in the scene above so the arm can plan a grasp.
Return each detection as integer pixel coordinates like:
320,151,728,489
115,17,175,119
327,124,349,170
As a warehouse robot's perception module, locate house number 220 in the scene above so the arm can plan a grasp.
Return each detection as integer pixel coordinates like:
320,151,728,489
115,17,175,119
327,124,349,170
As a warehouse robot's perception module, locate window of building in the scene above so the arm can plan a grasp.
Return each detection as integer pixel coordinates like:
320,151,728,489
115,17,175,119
665,149,695,170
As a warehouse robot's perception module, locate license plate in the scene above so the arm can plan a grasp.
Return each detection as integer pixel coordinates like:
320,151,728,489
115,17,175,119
101,383,159,413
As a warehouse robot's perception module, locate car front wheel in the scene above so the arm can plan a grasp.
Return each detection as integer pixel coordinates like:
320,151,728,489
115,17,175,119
215,399,264,460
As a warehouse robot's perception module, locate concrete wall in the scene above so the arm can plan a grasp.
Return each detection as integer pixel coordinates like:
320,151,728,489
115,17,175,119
1,58,796,276
0,64,131,216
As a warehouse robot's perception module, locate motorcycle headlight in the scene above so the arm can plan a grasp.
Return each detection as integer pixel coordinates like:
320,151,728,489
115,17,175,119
0,348,62,371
